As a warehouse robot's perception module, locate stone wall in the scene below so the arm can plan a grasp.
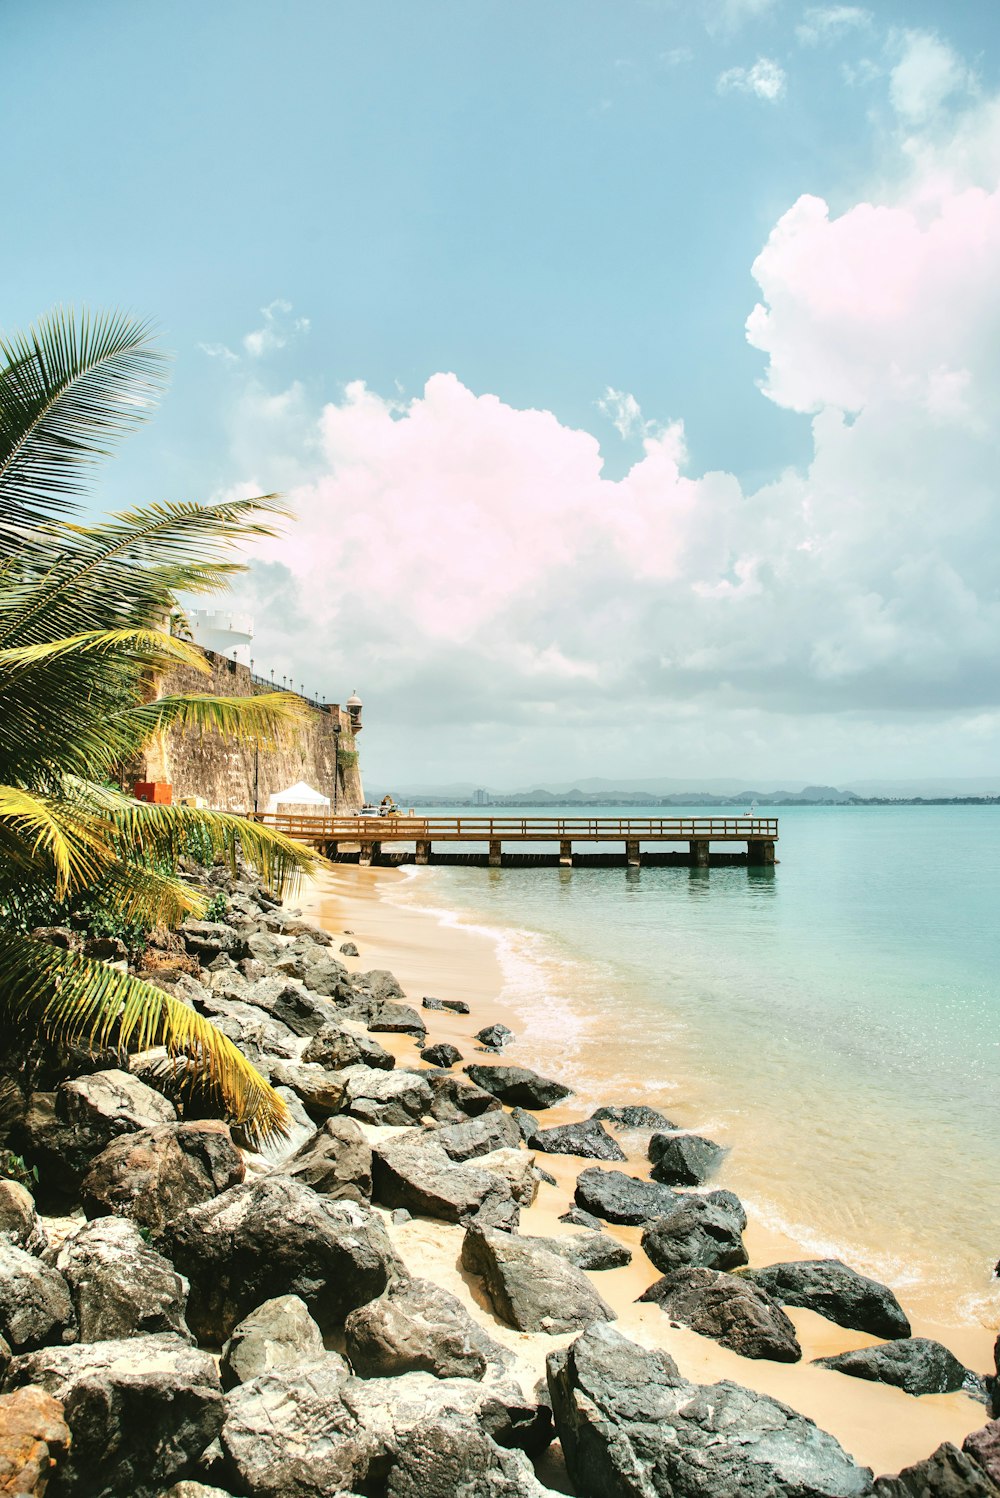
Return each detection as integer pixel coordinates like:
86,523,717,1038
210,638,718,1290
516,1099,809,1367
138,649,364,813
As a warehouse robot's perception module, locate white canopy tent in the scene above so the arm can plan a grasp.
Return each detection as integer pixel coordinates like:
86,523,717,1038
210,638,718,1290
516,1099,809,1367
266,781,330,814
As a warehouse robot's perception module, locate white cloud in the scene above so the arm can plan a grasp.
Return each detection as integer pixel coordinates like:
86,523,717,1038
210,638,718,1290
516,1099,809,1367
243,299,310,358
796,6,871,47
889,30,972,125
717,56,787,101
597,388,652,440
198,341,239,363
703,0,780,38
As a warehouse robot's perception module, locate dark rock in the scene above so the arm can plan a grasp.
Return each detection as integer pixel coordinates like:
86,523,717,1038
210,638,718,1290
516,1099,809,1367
814,1337,975,1396
874,1443,998,1496
24,1071,178,1197
303,1024,394,1071
385,1413,551,1498
220,1295,325,1388
464,1065,572,1111
355,969,406,1002
283,1117,372,1202
420,1042,462,1068
0,1241,74,1352
30,925,79,951
54,1216,189,1342
240,977,336,1037
559,1205,603,1231
5,1333,224,1498
268,1060,348,1120
475,1024,514,1050
742,1259,911,1339
0,1179,46,1255
511,1107,539,1141
705,1187,748,1229
182,920,242,962
547,1321,873,1498
432,1110,523,1161
423,996,470,1014
574,1166,680,1225
80,1120,245,1233
0,1385,70,1498
527,1119,626,1162
83,934,129,964
641,1195,748,1273
340,941,359,956
341,1066,432,1126
157,1176,403,1342
534,1166,557,1187
461,1224,615,1334
640,1266,801,1361
527,1231,632,1271
368,1003,427,1038
964,1420,1000,1488
372,1133,520,1230
591,1104,676,1130
649,1131,727,1186
344,1276,510,1379
425,1074,501,1123
297,957,357,1005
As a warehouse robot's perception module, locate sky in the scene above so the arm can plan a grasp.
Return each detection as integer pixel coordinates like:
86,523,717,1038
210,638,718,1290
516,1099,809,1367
4,0,1000,788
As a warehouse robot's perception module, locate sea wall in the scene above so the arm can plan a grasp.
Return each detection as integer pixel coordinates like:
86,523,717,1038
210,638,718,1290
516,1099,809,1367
138,648,363,813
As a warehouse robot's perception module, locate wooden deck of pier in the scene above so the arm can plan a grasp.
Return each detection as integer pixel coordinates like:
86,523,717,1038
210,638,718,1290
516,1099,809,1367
250,813,779,868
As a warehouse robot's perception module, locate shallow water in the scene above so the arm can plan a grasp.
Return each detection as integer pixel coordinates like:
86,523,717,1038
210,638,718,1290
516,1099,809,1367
386,804,1000,1325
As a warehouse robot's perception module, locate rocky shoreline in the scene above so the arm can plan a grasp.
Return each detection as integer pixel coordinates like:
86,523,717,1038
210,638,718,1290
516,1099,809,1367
0,860,998,1496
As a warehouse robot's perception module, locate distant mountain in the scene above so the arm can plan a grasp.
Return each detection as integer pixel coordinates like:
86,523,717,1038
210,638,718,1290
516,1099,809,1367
369,775,1000,804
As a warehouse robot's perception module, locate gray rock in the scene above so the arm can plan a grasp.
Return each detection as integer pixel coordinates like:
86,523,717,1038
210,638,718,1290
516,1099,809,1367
474,1024,513,1050
220,1294,325,1388
640,1266,801,1361
302,1024,394,1072
433,1110,523,1161
385,1413,552,1497
874,1443,998,1496
547,1321,873,1498
268,1060,348,1119
162,1485,236,1498
0,1239,74,1352
392,1208,412,1225
182,920,242,962
641,1195,748,1274
964,1420,1000,1488
54,1216,189,1342
344,1276,510,1379
511,1107,539,1141
526,1231,632,1271
464,1065,573,1110
240,977,337,1037
80,1120,245,1233
0,1178,46,1254
355,969,406,1002
157,1176,403,1342
340,941,359,956
372,1133,519,1230
283,1116,372,1201
814,1337,975,1396
461,1223,615,1334
742,1259,911,1339
476,1149,539,1208
5,1333,223,1498
298,957,357,1005
425,1074,502,1123
591,1104,677,1130
368,1003,427,1038
527,1119,626,1162
423,997,471,1014
341,1066,433,1126
32,1069,178,1192
420,1042,462,1068
559,1205,603,1231
649,1131,727,1186
574,1166,680,1225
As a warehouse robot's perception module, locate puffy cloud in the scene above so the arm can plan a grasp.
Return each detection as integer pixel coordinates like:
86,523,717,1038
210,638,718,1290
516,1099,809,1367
888,30,972,125
717,57,787,101
596,388,650,439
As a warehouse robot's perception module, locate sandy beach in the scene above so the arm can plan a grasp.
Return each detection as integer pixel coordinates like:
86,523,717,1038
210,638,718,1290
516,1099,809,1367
298,863,996,1482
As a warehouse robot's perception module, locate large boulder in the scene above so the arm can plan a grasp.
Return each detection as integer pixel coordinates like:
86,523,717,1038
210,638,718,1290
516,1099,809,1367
0,1241,74,1353
525,1119,626,1162
424,1074,502,1124
742,1260,911,1339
239,976,337,1037
4,1333,224,1498
80,1120,245,1233
181,920,241,962
432,1111,523,1162
648,1132,726,1186
267,1060,348,1120
574,1167,680,1225
157,1176,403,1342
420,1043,462,1069
814,1338,976,1397
547,1322,873,1498
464,1065,572,1110
592,1105,676,1130
371,1134,519,1230
22,1072,177,1197
385,1413,552,1498
874,1443,999,1496
475,1149,538,1208
344,1276,510,1380
965,1421,1000,1488
0,1179,46,1255
641,1196,748,1274
461,1224,615,1335
0,1385,70,1498
54,1216,189,1342
341,1066,433,1127
524,1231,632,1271
283,1117,372,1202
639,1267,801,1362
220,1295,325,1389
368,1003,427,1038
302,1025,394,1072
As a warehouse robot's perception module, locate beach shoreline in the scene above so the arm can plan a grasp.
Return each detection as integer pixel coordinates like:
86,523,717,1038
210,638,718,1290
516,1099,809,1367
298,860,996,1479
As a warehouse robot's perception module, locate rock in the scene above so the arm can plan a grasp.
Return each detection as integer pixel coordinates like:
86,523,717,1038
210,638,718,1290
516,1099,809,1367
433,1111,523,1162
641,1195,748,1274
340,941,359,956
220,1295,325,1389
385,1413,552,1498
814,1338,975,1396
640,1266,801,1361
526,1119,626,1162
476,1149,539,1207
425,1074,502,1123
244,1087,316,1169
535,1166,557,1187
462,1224,615,1334
355,970,406,1002
527,1231,632,1271
0,1241,74,1352
302,1025,394,1072
297,958,357,1005
649,1131,727,1186
268,1060,348,1120
392,1208,411,1225
993,1334,1000,1418
511,1107,539,1141
423,997,470,1014
344,1276,510,1380
559,1205,603,1231
464,1065,572,1111
372,1133,520,1230
742,1259,911,1339
283,1117,372,1202
157,1176,403,1342
25,1070,178,1195
240,977,337,1037
705,1187,748,1229
368,1003,427,1038
0,1385,70,1498
5,1333,223,1498
30,925,78,951
591,1104,676,1130
547,1321,873,1498
474,1024,513,1050
874,1443,998,1496
54,1216,189,1342
574,1166,680,1225
80,1120,245,1233
420,1042,462,1068
0,1179,46,1255
964,1421,1000,1487
163,1485,236,1498
341,1066,433,1127
182,920,241,962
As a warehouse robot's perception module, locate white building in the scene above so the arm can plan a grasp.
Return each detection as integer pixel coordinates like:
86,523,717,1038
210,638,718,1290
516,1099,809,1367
187,609,254,656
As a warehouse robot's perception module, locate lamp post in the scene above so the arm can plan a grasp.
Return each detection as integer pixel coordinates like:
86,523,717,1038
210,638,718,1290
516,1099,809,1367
333,719,342,816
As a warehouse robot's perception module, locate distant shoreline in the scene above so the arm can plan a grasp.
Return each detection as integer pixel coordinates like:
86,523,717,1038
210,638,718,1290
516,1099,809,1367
379,796,1000,809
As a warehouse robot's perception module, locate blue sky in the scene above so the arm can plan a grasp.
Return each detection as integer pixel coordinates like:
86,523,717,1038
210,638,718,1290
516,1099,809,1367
5,1,1000,786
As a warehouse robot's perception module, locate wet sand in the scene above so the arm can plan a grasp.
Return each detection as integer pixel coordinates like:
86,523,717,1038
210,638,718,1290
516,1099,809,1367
298,864,995,1480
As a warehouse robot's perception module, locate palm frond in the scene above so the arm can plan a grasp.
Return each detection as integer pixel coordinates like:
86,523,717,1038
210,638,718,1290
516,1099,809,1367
0,785,111,899
0,627,210,674
118,691,312,747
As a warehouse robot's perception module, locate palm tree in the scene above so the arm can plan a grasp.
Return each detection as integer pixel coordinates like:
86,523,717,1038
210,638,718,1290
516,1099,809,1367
0,309,320,1146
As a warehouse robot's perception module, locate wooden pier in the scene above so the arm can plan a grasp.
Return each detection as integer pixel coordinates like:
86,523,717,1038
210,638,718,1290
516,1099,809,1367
249,814,778,869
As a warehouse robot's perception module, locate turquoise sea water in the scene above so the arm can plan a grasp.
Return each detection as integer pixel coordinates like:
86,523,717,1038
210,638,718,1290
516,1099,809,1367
387,804,999,1323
